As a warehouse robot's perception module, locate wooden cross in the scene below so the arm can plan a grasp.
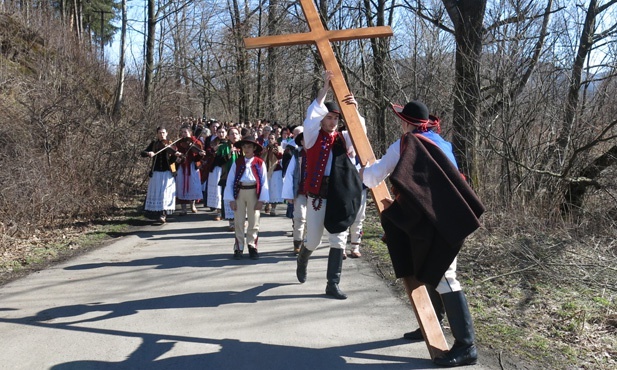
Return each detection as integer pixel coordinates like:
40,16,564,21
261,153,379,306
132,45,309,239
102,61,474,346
244,0,448,360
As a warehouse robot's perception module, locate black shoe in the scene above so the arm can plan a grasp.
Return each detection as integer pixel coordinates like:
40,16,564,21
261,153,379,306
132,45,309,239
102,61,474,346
248,246,259,260
325,283,347,300
403,328,424,341
233,250,243,260
433,343,478,367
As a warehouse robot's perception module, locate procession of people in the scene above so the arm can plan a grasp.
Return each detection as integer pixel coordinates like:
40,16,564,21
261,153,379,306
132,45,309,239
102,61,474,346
140,70,484,367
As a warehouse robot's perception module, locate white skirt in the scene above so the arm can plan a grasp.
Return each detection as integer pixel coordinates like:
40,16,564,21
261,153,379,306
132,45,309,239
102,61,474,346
268,170,284,203
145,171,176,211
223,199,235,220
176,163,203,201
207,166,223,208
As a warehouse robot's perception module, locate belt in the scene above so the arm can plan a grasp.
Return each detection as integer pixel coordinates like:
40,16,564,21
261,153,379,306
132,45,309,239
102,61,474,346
239,184,257,190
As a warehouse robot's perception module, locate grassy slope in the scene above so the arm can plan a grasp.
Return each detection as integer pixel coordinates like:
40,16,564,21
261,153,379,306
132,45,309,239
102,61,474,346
361,207,616,369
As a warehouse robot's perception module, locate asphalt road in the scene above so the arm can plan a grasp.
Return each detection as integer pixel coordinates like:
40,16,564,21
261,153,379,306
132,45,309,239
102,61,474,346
0,207,491,369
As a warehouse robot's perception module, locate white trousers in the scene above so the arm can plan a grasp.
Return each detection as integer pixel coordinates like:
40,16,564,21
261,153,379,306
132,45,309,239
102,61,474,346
292,194,307,242
348,188,367,246
435,257,462,294
305,196,348,251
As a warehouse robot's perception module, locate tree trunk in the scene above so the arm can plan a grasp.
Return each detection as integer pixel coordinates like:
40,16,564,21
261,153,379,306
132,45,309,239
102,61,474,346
555,0,598,173
364,0,392,155
562,145,617,215
228,0,251,121
443,0,487,183
266,0,279,121
144,0,156,107
112,0,127,117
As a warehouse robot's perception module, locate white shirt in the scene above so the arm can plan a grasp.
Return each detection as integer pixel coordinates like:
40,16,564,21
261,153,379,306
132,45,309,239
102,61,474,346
282,151,299,200
303,99,366,175
223,157,270,202
362,139,401,189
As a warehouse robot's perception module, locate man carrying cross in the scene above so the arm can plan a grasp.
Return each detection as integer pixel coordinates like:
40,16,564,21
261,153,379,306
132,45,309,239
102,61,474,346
295,70,365,300
360,100,485,366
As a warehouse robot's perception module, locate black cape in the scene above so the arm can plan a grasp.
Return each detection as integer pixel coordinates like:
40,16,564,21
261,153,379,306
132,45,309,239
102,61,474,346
381,133,485,287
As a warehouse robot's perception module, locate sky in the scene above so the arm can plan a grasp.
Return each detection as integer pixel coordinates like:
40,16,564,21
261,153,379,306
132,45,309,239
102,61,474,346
106,0,146,69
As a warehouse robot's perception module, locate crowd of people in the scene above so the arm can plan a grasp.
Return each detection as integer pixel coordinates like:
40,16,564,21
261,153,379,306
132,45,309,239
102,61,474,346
140,70,484,367
140,105,367,263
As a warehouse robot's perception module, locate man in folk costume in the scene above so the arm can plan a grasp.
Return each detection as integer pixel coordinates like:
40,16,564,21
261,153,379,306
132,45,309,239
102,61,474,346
281,125,300,219
218,127,242,231
224,136,269,260
207,126,229,220
282,128,307,255
296,70,365,300
360,101,485,367
263,132,284,216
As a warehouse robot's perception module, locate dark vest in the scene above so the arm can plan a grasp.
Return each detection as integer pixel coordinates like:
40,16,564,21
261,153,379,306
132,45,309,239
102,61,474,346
323,136,362,234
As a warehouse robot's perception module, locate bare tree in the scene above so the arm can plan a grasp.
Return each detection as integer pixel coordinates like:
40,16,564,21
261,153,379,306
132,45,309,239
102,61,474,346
361,0,395,154
144,0,156,107
439,0,487,182
228,0,252,121
557,0,617,214
112,0,127,117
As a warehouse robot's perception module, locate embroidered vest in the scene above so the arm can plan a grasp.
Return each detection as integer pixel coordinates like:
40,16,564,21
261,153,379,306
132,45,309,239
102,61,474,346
304,129,339,196
232,156,265,199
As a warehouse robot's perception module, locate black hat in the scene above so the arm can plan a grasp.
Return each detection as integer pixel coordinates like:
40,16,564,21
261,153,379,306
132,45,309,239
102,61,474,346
324,101,341,116
234,135,263,155
392,101,429,124
294,132,304,147
391,101,441,132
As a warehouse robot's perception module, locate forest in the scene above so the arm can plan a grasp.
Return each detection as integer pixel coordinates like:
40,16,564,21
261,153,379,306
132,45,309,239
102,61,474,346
0,1,615,368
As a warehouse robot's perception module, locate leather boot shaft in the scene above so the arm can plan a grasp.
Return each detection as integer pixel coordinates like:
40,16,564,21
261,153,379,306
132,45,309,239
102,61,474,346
296,246,312,283
325,248,347,299
434,291,477,367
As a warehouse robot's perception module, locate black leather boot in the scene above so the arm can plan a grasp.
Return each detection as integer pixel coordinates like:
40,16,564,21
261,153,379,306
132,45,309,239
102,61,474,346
403,287,445,341
296,246,312,283
433,291,478,367
325,248,347,300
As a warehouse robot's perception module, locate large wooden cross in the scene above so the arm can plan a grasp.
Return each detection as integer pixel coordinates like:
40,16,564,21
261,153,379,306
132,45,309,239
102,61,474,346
244,0,448,360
